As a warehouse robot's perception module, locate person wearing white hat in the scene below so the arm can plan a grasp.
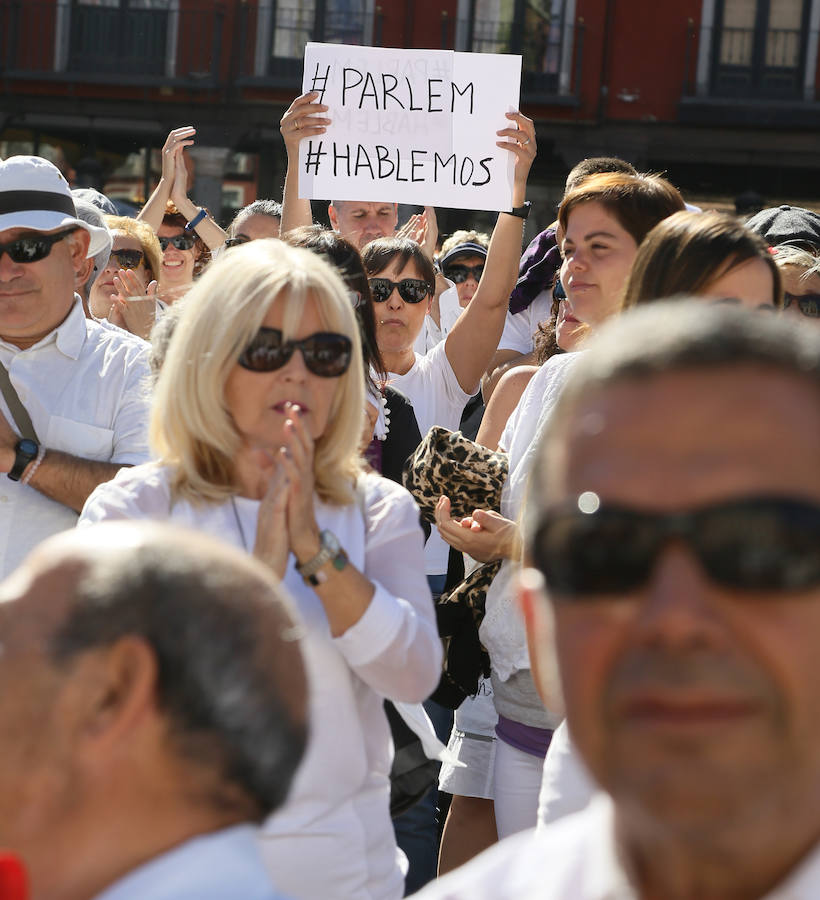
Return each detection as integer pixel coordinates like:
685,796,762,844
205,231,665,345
0,155,152,577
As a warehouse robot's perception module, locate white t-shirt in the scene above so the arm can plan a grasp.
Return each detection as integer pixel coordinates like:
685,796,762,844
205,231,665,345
497,289,553,356
479,352,582,680
79,466,441,900
413,282,459,356
0,299,151,577
388,339,473,576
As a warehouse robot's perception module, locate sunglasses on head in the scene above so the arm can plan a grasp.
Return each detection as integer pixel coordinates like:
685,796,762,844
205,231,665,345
158,233,196,252
0,227,78,264
110,248,144,270
784,292,820,318
224,235,250,250
238,327,352,377
532,494,820,597
444,263,484,284
368,277,432,304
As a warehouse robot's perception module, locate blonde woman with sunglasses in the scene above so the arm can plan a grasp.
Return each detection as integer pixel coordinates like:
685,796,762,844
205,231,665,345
79,239,440,900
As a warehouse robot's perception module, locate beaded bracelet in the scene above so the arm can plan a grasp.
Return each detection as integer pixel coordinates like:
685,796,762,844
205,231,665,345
21,446,46,486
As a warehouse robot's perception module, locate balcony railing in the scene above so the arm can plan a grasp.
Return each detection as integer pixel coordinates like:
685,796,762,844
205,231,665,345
1,0,581,102
682,22,812,100
0,0,226,87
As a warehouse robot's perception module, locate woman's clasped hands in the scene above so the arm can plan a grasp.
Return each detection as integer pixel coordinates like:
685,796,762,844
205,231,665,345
252,402,321,578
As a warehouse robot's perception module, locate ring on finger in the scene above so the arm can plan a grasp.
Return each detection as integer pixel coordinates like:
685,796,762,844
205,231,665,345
521,137,531,146
294,122,301,131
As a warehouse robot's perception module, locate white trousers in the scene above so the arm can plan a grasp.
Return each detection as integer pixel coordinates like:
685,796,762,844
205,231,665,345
492,738,545,839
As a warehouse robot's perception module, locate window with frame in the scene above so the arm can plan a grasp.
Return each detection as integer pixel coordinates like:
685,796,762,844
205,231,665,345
268,0,373,73
465,0,569,93
713,0,809,97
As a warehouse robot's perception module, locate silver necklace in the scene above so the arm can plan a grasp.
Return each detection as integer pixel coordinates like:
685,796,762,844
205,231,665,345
230,496,249,552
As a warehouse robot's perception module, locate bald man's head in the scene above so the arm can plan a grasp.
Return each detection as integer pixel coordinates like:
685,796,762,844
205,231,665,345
0,523,308,895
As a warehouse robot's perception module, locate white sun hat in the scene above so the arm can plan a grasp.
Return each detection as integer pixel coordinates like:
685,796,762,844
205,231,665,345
0,155,111,259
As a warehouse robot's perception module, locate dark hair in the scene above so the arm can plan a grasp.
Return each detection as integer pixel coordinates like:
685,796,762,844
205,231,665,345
230,199,283,236
558,173,686,248
622,211,783,310
527,301,820,529
161,200,209,275
565,156,637,193
283,225,386,381
361,237,436,292
50,540,307,822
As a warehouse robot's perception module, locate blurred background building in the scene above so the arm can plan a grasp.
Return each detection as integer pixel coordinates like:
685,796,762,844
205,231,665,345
1,0,818,234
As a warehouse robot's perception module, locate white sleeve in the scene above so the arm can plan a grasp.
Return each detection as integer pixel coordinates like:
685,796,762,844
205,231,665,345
496,306,536,355
433,340,473,411
110,347,153,465
78,464,172,525
332,476,442,703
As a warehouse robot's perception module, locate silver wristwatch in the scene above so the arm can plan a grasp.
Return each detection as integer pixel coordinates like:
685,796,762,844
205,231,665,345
295,530,348,586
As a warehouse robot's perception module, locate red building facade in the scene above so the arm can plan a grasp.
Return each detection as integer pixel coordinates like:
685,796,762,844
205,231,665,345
2,0,818,227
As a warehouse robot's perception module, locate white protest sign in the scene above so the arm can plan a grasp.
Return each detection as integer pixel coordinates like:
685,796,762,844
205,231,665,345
298,43,522,211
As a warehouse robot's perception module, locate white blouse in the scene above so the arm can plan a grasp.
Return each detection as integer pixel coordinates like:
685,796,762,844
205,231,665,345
480,352,582,681
79,464,442,900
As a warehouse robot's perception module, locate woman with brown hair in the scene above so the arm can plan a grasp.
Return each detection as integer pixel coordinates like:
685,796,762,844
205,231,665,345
622,210,781,311
436,171,686,841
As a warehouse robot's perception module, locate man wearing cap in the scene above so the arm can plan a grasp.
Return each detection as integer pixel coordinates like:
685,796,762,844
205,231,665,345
745,204,820,254
0,155,151,577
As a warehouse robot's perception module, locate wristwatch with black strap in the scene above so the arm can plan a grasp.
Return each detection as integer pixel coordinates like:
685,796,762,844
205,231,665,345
506,201,532,220
8,438,38,482
296,530,349,586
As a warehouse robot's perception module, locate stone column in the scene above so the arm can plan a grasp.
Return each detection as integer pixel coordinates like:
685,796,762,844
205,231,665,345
188,146,231,224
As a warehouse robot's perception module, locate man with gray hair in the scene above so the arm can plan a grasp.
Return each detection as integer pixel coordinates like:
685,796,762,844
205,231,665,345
0,521,308,900
418,302,820,899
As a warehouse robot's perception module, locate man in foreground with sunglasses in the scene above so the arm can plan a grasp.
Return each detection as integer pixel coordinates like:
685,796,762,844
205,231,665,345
0,155,151,577
418,301,820,900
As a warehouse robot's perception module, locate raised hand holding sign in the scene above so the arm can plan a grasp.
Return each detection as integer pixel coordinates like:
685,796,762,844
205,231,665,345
298,44,522,212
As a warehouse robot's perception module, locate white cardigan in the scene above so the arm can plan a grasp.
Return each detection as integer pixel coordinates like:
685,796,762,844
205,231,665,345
79,464,442,900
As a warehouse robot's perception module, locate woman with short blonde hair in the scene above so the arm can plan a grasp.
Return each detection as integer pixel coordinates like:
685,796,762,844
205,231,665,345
152,240,365,506
88,215,163,335
80,238,441,900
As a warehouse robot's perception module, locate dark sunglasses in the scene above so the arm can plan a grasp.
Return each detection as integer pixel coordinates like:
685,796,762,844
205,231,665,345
0,227,77,264
444,263,484,284
158,233,196,252
532,495,820,597
369,277,432,304
110,248,144,270
238,327,352,377
783,292,820,318
224,235,250,249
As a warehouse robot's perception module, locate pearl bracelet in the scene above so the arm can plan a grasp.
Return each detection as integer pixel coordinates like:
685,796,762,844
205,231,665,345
21,446,46,486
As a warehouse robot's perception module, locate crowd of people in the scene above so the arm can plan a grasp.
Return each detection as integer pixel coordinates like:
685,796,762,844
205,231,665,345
1,88,819,900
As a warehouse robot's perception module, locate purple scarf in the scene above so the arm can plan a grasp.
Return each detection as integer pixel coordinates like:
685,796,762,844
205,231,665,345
508,227,561,314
